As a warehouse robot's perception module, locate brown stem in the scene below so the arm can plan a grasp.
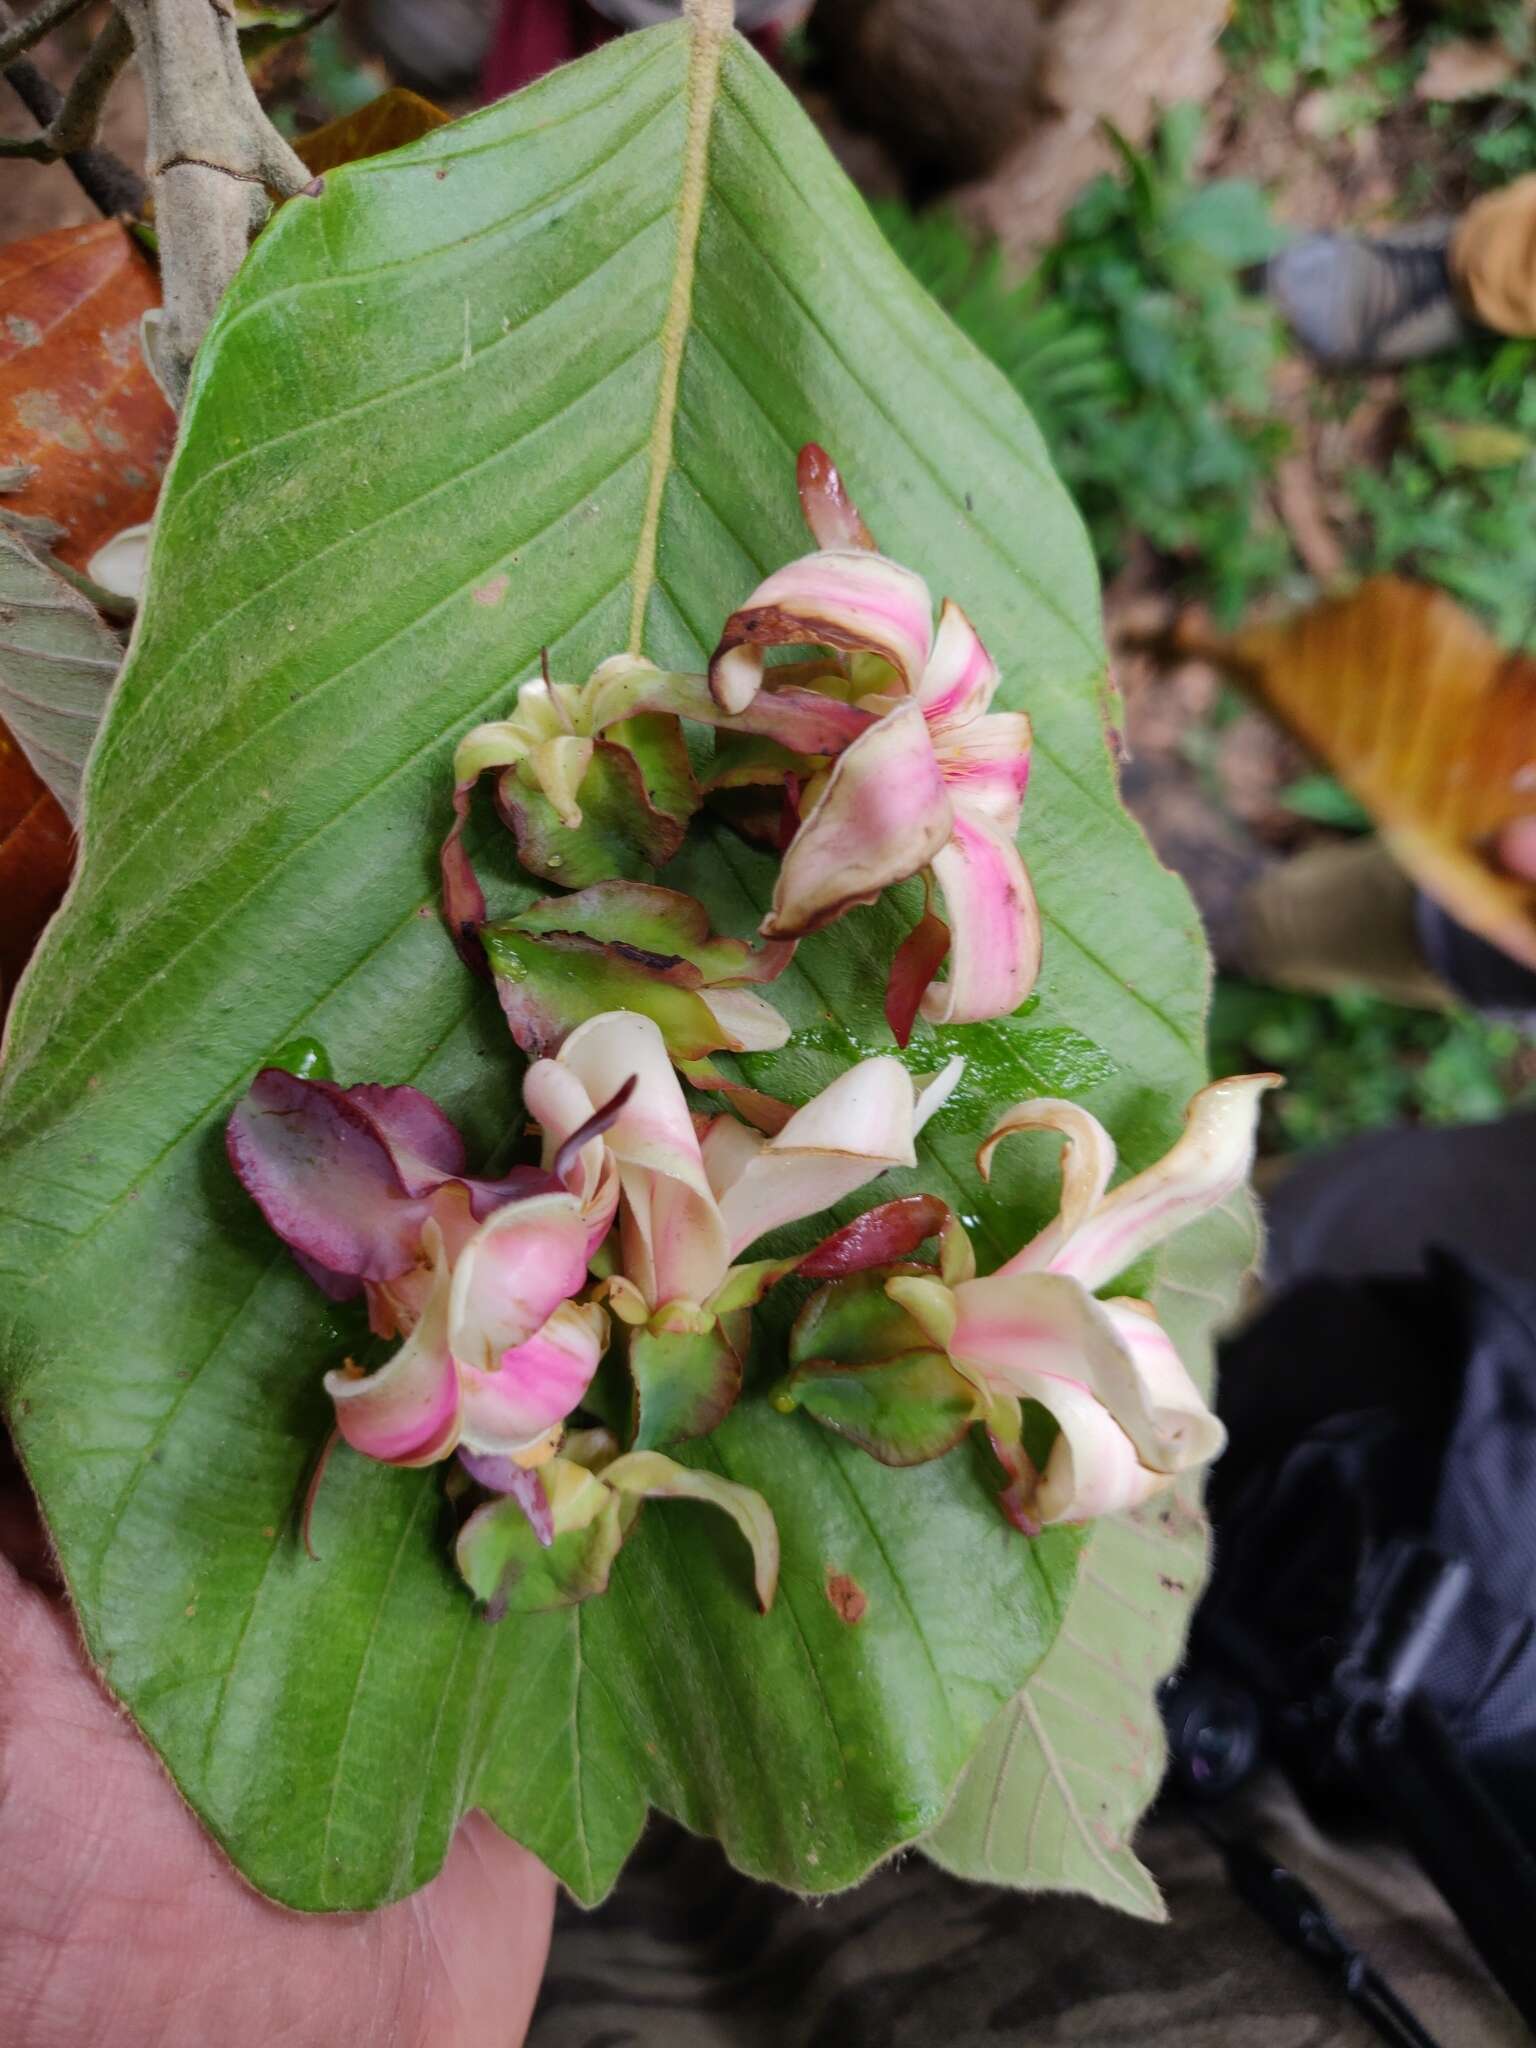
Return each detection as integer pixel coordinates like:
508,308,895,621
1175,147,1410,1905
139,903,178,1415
0,0,89,67
0,0,145,213
114,0,312,403
0,6,131,156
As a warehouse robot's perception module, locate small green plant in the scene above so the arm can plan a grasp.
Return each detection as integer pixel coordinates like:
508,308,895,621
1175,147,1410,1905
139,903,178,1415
1211,978,1535,1151
1224,0,1396,98
878,107,1292,617
1350,337,1536,647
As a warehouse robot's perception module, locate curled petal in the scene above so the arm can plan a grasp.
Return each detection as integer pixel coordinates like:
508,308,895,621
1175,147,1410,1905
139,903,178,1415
1029,1380,1169,1525
458,1300,608,1457
713,1056,930,1259
797,443,875,551
448,1192,593,1371
1037,1073,1281,1293
917,598,999,726
763,700,952,939
982,1098,1118,1276
557,1011,729,1308
948,1269,1224,1476
522,1059,620,1248
323,1226,461,1466
912,1055,966,1134
603,1450,780,1612
936,710,1032,833
701,987,790,1052
920,811,1042,1027
530,734,594,830
710,550,935,713
596,663,879,757
227,1068,474,1285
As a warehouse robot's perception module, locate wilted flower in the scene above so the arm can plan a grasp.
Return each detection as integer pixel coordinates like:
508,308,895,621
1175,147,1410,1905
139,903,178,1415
524,1009,962,1444
705,447,1040,1040
226,1067,621,1469
885,1074,1279,1523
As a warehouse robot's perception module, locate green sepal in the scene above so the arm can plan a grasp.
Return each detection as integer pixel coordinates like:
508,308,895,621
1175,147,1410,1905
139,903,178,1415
497,731,691,887
482,921,727,1061
787,1266,933,1370
455,1459,627,1616
784,1349,982,1467
629,1320,744,1451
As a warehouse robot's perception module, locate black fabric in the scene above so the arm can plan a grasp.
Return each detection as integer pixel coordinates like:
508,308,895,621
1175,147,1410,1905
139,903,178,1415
1417,893,1536,1021
1203,1254,1536,1846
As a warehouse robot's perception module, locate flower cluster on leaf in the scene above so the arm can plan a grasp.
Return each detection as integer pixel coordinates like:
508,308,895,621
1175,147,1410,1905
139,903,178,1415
225,448,1277,1620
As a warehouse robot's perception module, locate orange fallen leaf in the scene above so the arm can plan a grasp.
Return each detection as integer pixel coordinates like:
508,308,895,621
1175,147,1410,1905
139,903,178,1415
0,723,72,1009
1182,577,1536,973
294,88,450,178
0,221,175,571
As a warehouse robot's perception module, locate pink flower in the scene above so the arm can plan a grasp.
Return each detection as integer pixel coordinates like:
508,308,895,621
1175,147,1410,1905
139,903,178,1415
706,447,1040,1041
888,1074,1280,1524
227,1068,622,1468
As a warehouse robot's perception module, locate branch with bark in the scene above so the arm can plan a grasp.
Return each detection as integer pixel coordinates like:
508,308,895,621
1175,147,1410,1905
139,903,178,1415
0,0,315,406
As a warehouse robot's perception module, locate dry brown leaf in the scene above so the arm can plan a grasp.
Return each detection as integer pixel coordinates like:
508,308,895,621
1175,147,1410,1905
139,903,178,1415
1416,37,1519,104
0,722,71,1008
0,221,174,570
294,87,450,177
1185,578,1536,972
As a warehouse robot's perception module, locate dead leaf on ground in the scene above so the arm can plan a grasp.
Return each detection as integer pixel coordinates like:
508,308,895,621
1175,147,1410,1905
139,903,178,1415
0,528,123,818
0,222,174,571
1183,578,1536,972
0,724,71,1007
294,87,450,177
1416,37,1519,104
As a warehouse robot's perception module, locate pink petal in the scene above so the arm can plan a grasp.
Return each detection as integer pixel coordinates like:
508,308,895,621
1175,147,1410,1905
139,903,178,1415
916,599,999,726
602,664,878,757
557,1011,729,1309
985,1099,1118,1279
323,1231,461,1466
1029,1381,1168,1525
1044,1073,1281,1293
796,444,876,551
458,1301,608,1457
448,1192,594,1371
713,1056,925,1259
919,811,1042,1027
948,1268,1223,1476
710,550,935,713
763,700,952,939
522,1059,619,1248
936,710,1032,832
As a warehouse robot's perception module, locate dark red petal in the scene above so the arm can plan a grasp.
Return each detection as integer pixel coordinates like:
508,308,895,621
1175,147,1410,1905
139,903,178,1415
797,1194,950,1280
884,903,951,1048
227,1068,430,1282
797,443,875,551
457,1449,554,1548
440,780,490,975
552,1073,637,1188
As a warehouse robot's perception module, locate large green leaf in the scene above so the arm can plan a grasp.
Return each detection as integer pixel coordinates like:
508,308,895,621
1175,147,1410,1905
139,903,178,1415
0,12,1223,1912
925,1195,1255,1915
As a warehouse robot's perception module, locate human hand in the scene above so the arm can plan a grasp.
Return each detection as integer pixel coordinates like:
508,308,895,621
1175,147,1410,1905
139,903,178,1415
1496,817,1536,883
0,1440,554,2048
